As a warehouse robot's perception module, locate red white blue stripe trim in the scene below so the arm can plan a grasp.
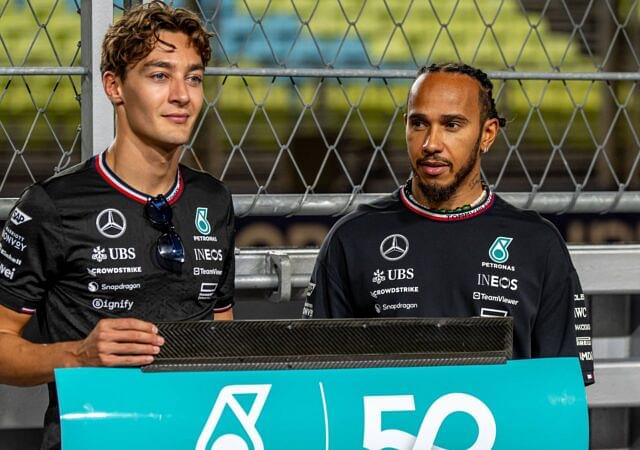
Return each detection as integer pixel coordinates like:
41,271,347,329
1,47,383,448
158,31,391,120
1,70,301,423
400,183,494,222
95,152,183,205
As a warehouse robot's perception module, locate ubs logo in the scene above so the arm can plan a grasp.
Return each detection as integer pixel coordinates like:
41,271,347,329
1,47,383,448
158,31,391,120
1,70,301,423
380,234,409,261
96,209,126,239
92,246,136,262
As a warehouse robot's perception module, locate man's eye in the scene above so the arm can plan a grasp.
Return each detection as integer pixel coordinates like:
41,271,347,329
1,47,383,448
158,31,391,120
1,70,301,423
151,73,167,81
187,75,203,85
445,122,460,129
411,120,425,128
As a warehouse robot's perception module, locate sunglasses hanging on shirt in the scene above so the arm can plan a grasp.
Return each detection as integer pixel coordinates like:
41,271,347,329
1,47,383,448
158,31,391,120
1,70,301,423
144,194,185,272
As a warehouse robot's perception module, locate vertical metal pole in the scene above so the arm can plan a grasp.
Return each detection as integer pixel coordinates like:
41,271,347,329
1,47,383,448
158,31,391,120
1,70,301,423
81,0,114,159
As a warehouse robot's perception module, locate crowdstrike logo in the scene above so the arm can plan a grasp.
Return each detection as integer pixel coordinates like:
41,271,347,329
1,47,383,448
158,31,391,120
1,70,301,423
96,209,126,239
196,384,271,450
488,236,513,264
87,266,142,276
379,234,409,261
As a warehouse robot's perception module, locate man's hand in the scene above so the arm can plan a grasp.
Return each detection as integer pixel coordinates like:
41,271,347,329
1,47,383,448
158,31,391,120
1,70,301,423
73,318,164,367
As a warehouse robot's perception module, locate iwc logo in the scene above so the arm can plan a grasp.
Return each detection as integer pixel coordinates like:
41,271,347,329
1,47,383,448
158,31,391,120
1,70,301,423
379,234,409,261
96,209,126,239
195,207,212,235
488,236,513,264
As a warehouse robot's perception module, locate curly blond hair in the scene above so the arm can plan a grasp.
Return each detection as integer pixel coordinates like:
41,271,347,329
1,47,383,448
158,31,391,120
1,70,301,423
101,1,212,79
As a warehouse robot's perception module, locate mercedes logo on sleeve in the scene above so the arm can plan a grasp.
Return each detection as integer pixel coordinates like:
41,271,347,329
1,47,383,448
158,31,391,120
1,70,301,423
380,234,409,261
96,208,127,239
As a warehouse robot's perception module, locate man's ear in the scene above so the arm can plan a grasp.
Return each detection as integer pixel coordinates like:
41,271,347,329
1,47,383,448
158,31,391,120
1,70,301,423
103,71,124,106
480,117,499,152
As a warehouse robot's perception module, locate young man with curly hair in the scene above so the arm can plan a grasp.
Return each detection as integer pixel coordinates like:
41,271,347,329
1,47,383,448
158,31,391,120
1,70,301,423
0,3,233,448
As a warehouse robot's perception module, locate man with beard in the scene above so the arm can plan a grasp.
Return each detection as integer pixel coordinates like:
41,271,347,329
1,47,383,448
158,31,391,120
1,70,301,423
302,63,594,385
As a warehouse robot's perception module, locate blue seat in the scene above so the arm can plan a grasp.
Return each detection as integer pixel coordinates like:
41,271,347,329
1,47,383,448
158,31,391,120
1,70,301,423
333,39,368,67
262,15,299,43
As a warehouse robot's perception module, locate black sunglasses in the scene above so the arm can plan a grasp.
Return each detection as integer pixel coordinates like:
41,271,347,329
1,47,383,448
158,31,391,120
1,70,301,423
144,194,185,271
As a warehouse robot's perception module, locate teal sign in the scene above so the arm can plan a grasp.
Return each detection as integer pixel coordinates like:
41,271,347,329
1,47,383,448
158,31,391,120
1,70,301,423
56,358,587,449
489,236,513,263
195,207,211,235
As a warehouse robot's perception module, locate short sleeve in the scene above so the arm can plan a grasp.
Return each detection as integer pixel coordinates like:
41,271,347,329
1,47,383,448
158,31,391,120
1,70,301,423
0,185,65,314
302,231,354,319
533,234,595,385
212,195,235,313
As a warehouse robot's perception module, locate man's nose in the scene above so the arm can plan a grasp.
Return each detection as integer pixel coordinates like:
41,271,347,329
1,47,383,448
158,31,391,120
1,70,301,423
422,127,442,153
169,78,190,105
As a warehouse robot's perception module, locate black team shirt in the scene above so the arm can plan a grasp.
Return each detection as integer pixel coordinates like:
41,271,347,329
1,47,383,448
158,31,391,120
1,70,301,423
0,152,235,450
303,181,595,385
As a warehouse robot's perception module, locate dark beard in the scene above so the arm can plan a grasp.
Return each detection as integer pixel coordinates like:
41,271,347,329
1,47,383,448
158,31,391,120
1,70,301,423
414,135,482,205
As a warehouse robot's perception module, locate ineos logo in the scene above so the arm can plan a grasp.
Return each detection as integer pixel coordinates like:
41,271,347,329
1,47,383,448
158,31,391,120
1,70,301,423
96,209,126,239
379,234,409,261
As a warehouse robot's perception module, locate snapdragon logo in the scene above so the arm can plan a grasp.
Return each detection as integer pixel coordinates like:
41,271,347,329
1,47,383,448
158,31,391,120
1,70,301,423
196,384,271,450
363,393,496,450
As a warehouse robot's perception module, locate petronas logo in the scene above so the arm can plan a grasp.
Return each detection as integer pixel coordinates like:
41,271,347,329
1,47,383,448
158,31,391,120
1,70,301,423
195,207,212,235
489,237,513,264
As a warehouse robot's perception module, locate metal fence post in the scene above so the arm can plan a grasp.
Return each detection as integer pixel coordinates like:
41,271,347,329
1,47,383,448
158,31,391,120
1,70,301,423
81,0,114,160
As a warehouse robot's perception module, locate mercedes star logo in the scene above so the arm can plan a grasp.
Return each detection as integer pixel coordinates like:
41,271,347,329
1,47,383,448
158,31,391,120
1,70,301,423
96,208,126,239
380,234,409,261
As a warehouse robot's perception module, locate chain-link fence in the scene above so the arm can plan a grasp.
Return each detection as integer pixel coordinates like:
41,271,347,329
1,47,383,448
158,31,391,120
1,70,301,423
1,3,640,449
1,0,639,217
